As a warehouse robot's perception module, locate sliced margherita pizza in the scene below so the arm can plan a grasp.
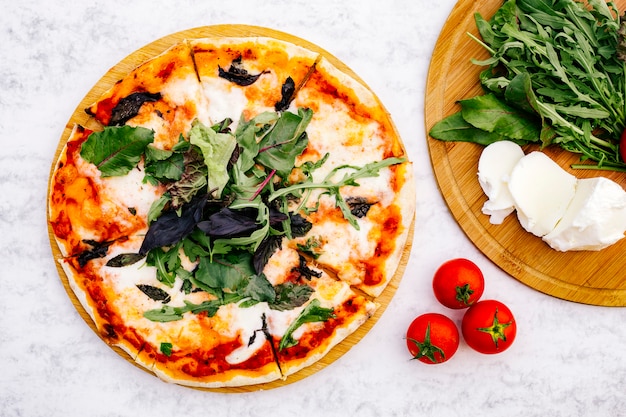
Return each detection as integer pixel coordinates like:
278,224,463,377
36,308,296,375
285,56,415,297
48,31,415,389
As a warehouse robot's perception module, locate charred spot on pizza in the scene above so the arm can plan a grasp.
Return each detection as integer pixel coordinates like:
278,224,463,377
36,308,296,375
136,284,172,304
108,92,161,126
292,254,322,281
77,239,115,267
275,76,296,112
218,56,269,86
346,197,376,218
102,323,118,340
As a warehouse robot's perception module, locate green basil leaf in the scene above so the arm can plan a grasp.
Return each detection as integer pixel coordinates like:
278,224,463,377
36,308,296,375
160,342,173,356
234,113,278,173
143,306,184,322
241,273,276,304
195,252,255,292
269,282,314,311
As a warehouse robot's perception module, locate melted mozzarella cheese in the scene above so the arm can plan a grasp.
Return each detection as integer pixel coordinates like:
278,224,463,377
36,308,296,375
266,304,305,342
223,302,270,365
262,244,301,285
161,74,205,107
98,162,161,220
305,212,376,287
477,141,525,224
543,177,626,251
200,78,251,128
293,97,387,181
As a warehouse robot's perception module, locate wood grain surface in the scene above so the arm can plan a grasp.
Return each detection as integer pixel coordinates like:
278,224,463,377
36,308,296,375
425,0,626,306
46,25,414,392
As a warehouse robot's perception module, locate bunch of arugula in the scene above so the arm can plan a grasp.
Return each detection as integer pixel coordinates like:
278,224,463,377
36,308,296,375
79,108,403,349
429,0,626,172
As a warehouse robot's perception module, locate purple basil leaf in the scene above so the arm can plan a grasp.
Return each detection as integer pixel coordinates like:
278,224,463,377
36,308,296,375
139,195,207,255
198,208,258,238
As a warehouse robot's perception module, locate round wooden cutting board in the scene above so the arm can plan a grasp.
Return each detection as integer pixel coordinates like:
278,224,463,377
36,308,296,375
47,25,414,392
425,0,626,306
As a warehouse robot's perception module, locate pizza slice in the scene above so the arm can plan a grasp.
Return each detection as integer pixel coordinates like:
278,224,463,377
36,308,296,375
262,244,378,378
48,124,160,257
189,36,319,127
280,56,415,297
85,41,211,150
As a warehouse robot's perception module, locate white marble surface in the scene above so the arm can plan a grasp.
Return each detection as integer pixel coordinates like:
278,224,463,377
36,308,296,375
3,1,626,416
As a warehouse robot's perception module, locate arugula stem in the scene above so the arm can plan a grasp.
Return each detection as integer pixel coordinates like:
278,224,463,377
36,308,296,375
268,157,405,203
269,181,342,201
467,32,496,56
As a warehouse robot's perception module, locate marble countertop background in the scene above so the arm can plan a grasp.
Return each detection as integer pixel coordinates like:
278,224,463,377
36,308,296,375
3,1,626,416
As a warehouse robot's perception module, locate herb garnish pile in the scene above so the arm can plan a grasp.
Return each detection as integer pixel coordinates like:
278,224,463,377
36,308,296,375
79,109,403,335
429,0,626,172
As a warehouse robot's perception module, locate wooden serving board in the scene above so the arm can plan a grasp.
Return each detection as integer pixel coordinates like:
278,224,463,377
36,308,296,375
425,0,626,306
46,25,414,392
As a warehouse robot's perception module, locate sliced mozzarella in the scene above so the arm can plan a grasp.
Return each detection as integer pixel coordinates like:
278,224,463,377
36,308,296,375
508,151,577,237
477,141,525,224
543,177,626,251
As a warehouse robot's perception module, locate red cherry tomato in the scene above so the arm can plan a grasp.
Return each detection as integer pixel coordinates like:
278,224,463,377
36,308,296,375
619,130,626,162
432,258,485,309
406,313,459,364
461,300,516,354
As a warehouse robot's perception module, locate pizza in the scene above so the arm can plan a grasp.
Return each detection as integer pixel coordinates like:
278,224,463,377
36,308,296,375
47,31,415,389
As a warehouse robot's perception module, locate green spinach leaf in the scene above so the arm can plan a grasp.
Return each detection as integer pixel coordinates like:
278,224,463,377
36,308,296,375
80,125,154,177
